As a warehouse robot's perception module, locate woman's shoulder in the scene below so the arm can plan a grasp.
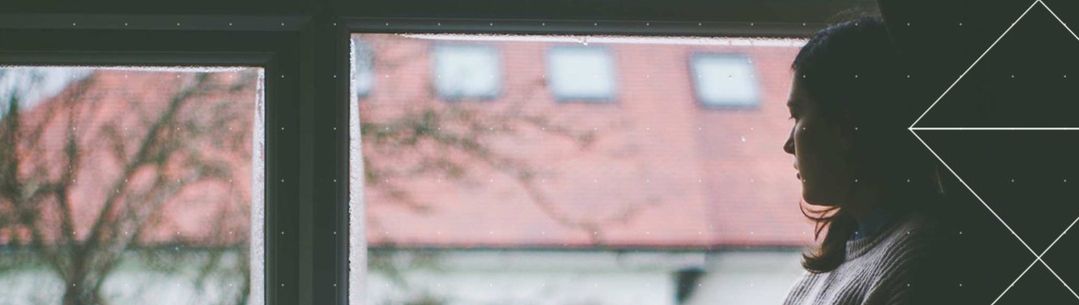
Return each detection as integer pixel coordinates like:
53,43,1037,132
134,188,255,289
860,212,956,304
874,212,945,260
896,212,941,237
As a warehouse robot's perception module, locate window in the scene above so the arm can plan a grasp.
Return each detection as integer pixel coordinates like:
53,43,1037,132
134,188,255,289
352,34,809,305
6,3,863,305
354,39,375,99
433,44,501,100
690,53,760,108
0,66,264,305
547,46,618,102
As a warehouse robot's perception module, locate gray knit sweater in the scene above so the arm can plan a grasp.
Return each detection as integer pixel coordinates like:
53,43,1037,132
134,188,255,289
782,213,936,305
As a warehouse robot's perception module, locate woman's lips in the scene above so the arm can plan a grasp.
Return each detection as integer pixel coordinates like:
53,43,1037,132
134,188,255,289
796,172,801,179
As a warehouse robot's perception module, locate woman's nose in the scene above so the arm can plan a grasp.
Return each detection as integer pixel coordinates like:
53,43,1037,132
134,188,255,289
783,129,796,155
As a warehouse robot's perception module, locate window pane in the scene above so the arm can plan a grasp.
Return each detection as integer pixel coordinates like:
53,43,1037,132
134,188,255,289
692,53,760,108
351,34,808,305
434,44,501,100
547,46,617,101
0,66,264,305
354,39,375,98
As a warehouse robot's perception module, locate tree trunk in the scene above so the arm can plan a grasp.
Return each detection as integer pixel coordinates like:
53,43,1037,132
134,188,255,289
61,280,104,305
61,260,107,305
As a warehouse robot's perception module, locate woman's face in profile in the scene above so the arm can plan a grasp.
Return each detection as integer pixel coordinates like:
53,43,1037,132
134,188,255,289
783,76,853,206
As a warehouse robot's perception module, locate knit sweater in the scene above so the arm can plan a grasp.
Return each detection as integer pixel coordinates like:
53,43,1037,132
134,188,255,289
782,213,937,305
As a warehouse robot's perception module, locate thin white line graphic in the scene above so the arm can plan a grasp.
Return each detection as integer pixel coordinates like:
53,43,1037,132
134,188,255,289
911,129,1079,303
886,0,1079,300
911,127,1079,131
907,0,1040,129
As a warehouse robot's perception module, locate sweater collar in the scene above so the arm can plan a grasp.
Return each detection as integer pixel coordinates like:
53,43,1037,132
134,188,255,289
851,207,897,241
845,210,910,259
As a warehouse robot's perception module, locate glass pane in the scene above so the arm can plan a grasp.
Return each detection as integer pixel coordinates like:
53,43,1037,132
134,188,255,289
0,66,264,305
433,44,502,100
351,34,808,305
354,39,375,99
691,53,760,108
547,46,617,101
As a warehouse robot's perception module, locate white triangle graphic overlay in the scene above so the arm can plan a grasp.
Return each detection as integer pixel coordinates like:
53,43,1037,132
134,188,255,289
907,0,1079,303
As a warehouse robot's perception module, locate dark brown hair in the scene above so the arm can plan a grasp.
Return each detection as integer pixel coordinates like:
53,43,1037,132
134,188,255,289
791,16,946,273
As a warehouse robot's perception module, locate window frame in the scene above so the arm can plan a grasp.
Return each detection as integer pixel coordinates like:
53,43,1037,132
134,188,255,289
344,17,819,305
0,23,347,305
0,1,841,304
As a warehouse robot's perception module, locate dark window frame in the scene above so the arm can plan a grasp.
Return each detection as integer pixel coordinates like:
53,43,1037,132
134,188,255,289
0,24,342,305
0,1,844,304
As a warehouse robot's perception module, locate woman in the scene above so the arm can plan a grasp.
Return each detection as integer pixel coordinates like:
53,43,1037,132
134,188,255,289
780,16,951,305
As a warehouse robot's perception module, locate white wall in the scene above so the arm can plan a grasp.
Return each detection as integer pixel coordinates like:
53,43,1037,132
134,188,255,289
369,269,675,305
366,249,805,305
0,251,247,305
686,251,806,305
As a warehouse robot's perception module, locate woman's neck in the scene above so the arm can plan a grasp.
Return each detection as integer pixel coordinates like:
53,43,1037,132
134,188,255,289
846,185,899,240
851,207,896,240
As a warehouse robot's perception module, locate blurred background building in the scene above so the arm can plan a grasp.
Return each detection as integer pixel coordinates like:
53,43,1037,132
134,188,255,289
354,34,812,305
0,33,812,305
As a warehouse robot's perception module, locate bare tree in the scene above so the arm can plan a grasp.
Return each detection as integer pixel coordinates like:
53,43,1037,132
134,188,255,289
356,38,665,305
1,37,661,305
0,70,256,305
359,38,656,245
